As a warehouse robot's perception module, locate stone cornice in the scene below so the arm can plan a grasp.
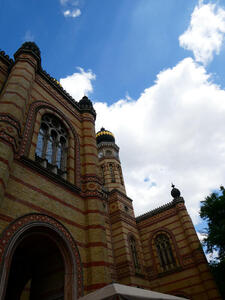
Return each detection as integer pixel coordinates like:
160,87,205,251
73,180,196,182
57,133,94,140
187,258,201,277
109,188,133,203
97,142,119,151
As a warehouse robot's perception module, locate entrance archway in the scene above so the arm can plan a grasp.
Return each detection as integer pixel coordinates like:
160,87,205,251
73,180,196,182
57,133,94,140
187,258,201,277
0,214,83,300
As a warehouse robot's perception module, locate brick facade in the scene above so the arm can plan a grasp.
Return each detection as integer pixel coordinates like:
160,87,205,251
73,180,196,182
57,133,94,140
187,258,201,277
0,42,221,300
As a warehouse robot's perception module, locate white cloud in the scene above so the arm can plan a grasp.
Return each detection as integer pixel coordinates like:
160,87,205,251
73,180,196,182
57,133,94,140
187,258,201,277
58,1,225,229
63,8,81,18
24,30,34,42
94,57,225,225
60,67,95,100
197,231,207,243
179,1,225,65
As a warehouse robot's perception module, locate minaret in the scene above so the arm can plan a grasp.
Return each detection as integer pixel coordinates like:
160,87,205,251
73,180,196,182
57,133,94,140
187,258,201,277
96,127,126,194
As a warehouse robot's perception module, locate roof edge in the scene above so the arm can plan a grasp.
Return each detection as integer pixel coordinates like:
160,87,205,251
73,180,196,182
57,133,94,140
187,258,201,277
136,197,184,222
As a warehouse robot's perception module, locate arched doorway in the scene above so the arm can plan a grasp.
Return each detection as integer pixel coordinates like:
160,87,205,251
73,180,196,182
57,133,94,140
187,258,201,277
0,214,83,300
5,232,64,300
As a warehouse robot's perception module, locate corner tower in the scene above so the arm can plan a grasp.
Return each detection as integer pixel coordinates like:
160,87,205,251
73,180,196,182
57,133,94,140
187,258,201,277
96,128,126,194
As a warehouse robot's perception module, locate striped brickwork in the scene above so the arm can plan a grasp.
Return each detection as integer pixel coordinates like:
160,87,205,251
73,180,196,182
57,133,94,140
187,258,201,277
0,44,221,300
108,190,150,288
0,44,112,298
99,157,126,194
136,199,221,299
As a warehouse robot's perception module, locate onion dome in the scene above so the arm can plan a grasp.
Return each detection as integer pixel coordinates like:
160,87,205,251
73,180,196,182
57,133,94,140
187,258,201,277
14,42,41,65
96,127,115,144
78,96,96,118
171,184,181,199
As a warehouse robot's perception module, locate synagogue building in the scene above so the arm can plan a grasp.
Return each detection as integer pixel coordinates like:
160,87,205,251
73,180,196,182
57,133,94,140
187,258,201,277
0,42,221,299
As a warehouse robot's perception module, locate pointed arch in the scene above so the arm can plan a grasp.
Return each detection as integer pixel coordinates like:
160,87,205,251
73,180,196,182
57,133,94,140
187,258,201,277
127,233,140,272
150,229,180,274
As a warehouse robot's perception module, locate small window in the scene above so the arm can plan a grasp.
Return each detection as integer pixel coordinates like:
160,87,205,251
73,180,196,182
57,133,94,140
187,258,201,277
35,114,68,178
109,163,115,183
106,150,112,156
117,165,124,185
101,165,105,185
155,234,176,272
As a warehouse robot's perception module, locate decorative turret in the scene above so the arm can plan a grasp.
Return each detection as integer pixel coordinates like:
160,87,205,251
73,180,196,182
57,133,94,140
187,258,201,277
96,127,126,194
78,96,96,119
14,42,41,67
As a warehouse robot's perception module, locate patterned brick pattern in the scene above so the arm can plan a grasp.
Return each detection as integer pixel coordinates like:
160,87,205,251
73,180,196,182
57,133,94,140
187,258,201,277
0,44,222,300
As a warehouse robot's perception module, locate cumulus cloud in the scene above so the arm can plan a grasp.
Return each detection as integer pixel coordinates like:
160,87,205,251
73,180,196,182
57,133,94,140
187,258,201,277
58,1,225,227
63,8,81,18
94,57,225,224
179,1,225,65
60,67,95,100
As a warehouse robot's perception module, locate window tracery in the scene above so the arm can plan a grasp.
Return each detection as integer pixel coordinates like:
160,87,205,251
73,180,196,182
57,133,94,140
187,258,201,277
155,234,176,272
35,114,68,178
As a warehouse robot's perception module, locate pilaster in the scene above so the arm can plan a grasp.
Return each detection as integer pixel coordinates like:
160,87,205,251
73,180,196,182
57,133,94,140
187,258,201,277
0,42,40,204
79,97,112,293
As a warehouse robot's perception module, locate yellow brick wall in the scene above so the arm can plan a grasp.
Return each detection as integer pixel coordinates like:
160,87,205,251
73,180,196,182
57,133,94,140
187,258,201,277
137,201,221,299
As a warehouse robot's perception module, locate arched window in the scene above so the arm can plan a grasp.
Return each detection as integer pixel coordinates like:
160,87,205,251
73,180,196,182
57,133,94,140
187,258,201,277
155,234,176,272
35,114,68,178
129,236,140,271
109,163,115,183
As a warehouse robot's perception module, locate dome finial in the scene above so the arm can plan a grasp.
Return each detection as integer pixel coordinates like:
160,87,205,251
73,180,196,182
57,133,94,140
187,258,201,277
171,183,181,199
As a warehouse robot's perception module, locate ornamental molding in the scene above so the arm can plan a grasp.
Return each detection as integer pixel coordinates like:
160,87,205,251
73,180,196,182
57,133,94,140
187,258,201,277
0,213,83,299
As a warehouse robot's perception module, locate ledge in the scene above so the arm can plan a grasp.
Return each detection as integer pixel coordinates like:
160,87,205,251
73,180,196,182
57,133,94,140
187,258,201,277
19,156,81,194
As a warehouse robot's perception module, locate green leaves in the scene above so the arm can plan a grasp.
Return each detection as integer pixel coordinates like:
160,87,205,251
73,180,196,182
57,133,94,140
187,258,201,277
200,186,225,261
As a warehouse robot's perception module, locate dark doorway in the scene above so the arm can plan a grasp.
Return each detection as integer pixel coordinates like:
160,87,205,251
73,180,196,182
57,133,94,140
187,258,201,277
5,233,64,300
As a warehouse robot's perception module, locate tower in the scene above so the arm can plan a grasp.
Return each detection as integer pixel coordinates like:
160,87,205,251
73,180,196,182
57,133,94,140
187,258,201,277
96,127,126,194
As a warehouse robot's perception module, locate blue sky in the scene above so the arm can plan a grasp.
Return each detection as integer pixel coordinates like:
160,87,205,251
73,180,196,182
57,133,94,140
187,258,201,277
1,0,225,251
1,0,217,102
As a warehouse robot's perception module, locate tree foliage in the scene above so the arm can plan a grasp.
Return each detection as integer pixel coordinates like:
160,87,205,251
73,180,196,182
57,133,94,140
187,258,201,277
200,186,225,299
200,186,225,261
